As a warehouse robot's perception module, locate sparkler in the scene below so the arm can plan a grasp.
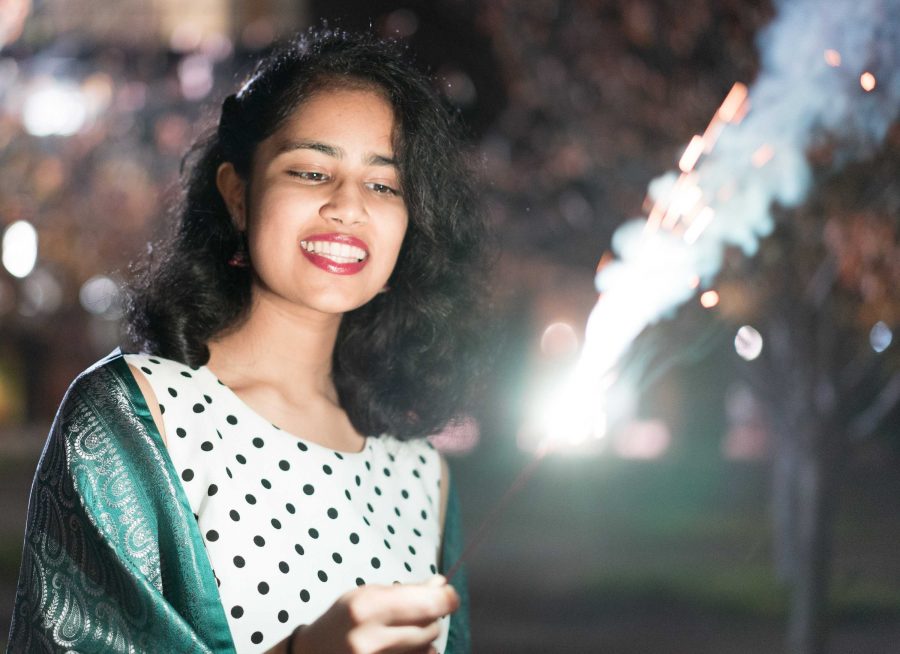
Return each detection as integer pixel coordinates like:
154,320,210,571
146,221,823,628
447,0,899,579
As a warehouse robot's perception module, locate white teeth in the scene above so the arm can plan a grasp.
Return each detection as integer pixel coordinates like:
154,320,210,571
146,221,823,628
300,240,367,263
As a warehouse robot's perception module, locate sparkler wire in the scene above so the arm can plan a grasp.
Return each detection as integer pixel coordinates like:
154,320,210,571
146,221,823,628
445,448,549,582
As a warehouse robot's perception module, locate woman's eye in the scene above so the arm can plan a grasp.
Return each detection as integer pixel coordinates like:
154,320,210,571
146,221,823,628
368,182,399,196
290,171,328,182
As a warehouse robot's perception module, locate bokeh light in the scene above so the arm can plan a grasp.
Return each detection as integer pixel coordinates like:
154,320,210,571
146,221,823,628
22,79,88,137
540,322,579,357
612,419,671,460
859,71,876,92
2,220,38,278
699,290,720,308
734,325,763,361
79,275,122,319
869,321,893,353
429,415,480,454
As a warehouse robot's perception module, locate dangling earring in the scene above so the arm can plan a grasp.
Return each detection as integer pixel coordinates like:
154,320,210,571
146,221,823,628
228,232,250,268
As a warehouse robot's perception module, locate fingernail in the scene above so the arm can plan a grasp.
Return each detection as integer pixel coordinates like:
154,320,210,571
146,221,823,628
426,574,447,587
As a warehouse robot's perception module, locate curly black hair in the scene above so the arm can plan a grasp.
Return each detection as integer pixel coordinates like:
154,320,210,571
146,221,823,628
125,29,488,440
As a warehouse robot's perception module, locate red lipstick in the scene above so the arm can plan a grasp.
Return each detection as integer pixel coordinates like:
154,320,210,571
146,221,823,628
300,233,370,275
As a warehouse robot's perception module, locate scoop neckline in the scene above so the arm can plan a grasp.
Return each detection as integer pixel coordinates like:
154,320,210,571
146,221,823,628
193,361,371,457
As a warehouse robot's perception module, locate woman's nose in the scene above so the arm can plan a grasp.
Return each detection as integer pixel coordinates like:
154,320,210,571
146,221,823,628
321,182,366,226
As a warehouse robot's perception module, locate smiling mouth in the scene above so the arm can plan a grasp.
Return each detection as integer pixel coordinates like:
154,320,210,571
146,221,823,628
300,239,368,264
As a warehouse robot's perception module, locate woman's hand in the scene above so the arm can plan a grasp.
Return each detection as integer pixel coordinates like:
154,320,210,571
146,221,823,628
289,575,459,654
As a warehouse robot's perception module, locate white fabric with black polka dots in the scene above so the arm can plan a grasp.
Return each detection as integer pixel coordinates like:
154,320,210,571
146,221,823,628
125,353,448,653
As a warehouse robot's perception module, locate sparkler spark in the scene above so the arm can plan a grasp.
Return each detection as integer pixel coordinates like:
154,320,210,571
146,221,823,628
540,0,900,451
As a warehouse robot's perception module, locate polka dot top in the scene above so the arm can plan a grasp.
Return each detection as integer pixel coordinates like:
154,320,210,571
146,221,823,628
124,353,449,654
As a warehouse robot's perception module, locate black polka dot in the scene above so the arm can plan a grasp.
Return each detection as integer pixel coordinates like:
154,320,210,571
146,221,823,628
181,469,194,481
254,535,265,547
229,510,240,521
408,545,416,555
413,469,421,478
303,484,315,496
344,489,352,500
231,605,244,618
387,525,396,535
300,589,310,602
167,387,178,397
322,464,333,475
233,555,245,568
279,561,290,573
278,610,289,623
374,486,382,496
140,366,152,375
332,552,343,564
261,478,272,489
206,530,218,541
203,394,212,404
308,528,319,539
371,557,381,569
366,503,374,513
235,454,246,464
430,564,437,574
148,358,160,364
404,562,412,572
413,528,422,537
421,510,428,520
258,581,269,594
355,577,365,586
251,632,263,644
271,518,282,529
225,467,233,479
334,452,344,460
180,371,192,378
297,441,308,452
401,490,409,499
384,539,392,549
216,430,223,439
286,502,295,514
207,484,218,496
388,453,396,462
365,461,371,471
394,507,402,518
383,467,391,477
176,427,186,438
363,516,371,526
201,441,213,452
327,508,338,519
252,437,264,448
317,570,328,582
355,475,361,487
192,403,205,413
278,460,290,471
159,404,165,414
349,533,360,544
418,454,427,464
226,415,238,425
245,494,257,505
295,543,305,555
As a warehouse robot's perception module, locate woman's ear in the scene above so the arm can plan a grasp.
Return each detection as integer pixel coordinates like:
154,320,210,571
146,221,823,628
216,162,247,230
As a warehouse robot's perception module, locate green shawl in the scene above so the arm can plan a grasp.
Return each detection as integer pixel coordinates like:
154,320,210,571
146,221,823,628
7,353,470,653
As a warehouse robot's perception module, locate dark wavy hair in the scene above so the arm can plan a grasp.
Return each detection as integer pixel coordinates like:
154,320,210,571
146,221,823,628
126,29,488,439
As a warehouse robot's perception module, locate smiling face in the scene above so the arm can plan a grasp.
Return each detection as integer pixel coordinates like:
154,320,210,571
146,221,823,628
217,86,409,319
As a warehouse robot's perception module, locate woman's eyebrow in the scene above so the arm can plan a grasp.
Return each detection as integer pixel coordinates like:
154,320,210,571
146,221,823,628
275,139,397,166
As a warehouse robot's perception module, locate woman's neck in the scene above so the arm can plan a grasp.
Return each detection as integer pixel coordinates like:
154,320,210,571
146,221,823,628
206,290,341,405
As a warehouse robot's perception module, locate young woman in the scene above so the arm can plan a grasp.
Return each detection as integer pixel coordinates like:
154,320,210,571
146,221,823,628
8,30,486,654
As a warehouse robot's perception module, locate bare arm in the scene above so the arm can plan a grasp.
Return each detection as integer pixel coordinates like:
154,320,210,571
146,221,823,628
127,363,168,446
